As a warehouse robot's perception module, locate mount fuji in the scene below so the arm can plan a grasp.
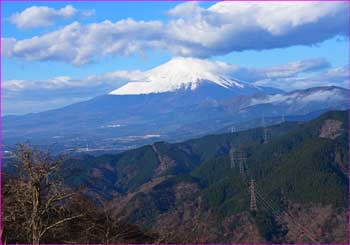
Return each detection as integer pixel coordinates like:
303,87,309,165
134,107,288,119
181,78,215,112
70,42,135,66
2,58,348,152
109,57,276,96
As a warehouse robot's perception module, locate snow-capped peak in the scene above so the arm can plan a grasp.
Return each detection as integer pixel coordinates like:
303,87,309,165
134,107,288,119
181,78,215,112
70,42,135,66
109,57,248,95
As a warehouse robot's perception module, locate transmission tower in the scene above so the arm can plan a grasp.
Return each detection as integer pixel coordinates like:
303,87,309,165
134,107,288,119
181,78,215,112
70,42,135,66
262,115,266,127
239,157,245,176
231,147,246,174
238,151,247,176
231,126,236,134
229,147,236,169
263,128,269,144
281,113,285,123
262,115,269,144
250,178,258,211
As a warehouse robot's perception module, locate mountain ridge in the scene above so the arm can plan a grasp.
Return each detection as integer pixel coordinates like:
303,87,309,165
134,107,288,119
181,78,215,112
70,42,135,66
3,86,348,152
58,110,349,243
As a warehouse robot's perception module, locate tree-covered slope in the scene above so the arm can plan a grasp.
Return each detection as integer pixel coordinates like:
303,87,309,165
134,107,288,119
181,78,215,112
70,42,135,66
59,110,348,243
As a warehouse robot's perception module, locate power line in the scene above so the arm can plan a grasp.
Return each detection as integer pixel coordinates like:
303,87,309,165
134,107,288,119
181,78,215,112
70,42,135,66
226,134,320,243
234,149,319,243
252,192,306,242
254,188,319,244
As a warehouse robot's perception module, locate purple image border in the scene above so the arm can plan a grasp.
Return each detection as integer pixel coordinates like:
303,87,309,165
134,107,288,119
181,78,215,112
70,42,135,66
0,0,349,244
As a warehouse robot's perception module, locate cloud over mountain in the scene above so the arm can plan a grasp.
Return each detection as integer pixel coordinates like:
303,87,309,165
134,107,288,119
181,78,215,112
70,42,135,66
2,2,348,65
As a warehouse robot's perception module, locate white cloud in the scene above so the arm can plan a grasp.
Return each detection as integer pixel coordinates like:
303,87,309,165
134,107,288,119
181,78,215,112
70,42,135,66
249,88,345,107
3,69,143,91
2,19,164,65
166,2,348,57
3,69,148,113
226,58,331,83
2,2,348,65
9,5,76,29
2,70,141,114
253,66,349,90
8,5,94,29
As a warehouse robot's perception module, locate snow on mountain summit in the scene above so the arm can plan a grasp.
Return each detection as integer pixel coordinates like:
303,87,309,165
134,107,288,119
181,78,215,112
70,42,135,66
109,57,251,95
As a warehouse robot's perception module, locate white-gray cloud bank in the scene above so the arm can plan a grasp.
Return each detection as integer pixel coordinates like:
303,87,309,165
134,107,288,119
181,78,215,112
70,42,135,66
2,2,348,65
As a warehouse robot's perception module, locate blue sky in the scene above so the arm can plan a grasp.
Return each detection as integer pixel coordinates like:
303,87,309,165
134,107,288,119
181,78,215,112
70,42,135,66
1,1,349,115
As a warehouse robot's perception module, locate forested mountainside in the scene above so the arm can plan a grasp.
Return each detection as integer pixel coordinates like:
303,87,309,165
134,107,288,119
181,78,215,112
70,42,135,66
60,110,349,243
3,110,348,243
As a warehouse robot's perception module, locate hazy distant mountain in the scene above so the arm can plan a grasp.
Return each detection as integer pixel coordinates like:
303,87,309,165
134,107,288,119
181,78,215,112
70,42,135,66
2,58,348,152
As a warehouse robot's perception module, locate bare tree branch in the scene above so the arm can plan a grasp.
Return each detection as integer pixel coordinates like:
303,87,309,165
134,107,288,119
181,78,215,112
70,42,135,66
40,214,84,239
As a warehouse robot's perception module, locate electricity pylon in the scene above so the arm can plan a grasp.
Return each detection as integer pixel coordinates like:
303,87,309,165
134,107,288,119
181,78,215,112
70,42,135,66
250,178,258,212
229,147,236,169
263,128,269,144
239,156,245,176
238,151,247,176
281,113,285,123
231,147,246,175
231,126,236,134
262,115,269,144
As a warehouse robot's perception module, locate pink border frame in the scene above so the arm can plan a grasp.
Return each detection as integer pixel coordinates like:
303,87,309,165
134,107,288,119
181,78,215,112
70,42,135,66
0,0,349,244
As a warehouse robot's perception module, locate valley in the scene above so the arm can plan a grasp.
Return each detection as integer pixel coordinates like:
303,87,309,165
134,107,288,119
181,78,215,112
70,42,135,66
8,110,345,243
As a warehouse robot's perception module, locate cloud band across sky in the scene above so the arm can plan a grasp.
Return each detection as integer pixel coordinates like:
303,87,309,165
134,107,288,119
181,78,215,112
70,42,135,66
2,2,348,65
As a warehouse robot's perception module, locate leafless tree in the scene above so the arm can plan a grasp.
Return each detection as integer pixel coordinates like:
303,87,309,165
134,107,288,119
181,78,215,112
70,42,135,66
3,144,82,244
3,144,165,244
